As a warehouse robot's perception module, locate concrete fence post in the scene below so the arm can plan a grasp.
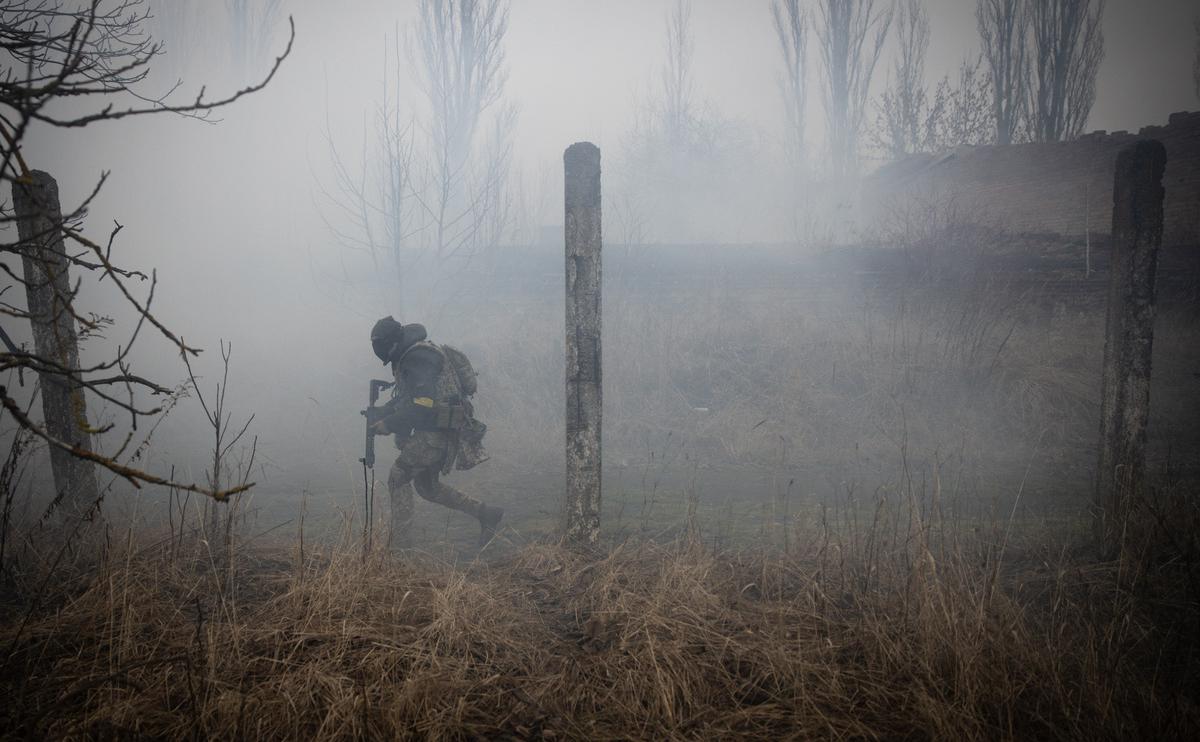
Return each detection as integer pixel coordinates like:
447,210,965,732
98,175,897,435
12,170,101,525
564,142,602,545
1094,140,1166,542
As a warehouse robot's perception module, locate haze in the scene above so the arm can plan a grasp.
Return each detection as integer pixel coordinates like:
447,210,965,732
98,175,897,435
9,0,1200,521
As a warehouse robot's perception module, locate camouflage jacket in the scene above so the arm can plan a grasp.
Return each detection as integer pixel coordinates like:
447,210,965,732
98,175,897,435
378,341,463,438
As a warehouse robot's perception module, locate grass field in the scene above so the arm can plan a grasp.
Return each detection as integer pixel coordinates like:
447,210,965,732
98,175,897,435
2,491,1198,739
3,234,1199,739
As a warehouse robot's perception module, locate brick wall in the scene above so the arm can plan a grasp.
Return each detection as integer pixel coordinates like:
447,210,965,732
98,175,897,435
862,111,1200,247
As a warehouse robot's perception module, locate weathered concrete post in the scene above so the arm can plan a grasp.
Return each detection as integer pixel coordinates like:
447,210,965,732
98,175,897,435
12,171,101,524
1094,140,1166,541
564,142,602,544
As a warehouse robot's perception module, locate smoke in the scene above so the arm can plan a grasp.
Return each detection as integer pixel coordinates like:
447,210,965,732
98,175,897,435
4,0,1197,533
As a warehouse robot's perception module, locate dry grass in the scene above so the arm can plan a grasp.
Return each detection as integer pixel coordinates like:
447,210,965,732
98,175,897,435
3,227,1197,738
2,500,1198,740
453,236,1138,506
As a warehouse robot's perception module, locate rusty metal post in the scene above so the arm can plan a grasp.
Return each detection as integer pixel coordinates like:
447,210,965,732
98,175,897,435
12,170,100,524
564,142,602,544
1094,140,1166,541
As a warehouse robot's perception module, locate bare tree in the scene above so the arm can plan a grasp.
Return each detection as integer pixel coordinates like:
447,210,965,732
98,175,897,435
662,0,695,149
0,1,292,524
182,342,255,581
977,0,1029,145
617,0,749,242
317,29,416,307
1026,0,1105,142
814,0,893,178
411,0,514,261
771,0,809,168
632,0,706,160
873,0,931,159
932,57,994,149
470,105,516,251
227,0,284,81
872,53,994,160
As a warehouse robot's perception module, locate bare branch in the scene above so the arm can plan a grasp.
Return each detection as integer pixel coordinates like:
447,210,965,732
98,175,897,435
0,385,252,501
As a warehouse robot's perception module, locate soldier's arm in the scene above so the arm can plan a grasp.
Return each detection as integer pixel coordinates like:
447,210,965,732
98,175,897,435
375,346,443,434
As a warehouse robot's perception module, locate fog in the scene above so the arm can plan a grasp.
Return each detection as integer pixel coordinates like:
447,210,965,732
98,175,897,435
7,0,1200,541
10,4,1200,734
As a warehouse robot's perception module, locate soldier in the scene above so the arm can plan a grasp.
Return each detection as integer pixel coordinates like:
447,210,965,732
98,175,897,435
368,316,503,548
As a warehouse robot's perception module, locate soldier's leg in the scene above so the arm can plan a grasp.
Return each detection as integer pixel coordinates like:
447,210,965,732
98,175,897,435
412,469,484,518
387,458,416,550
413,470,504,545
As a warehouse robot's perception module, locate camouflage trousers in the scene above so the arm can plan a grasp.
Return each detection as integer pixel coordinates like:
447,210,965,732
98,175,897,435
387,431,485,549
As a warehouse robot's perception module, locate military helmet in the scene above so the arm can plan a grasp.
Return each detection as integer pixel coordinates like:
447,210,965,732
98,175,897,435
370,316,404,364
370,316,427,365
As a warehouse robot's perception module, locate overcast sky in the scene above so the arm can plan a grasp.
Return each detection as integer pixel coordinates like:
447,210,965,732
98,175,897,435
497,0,1198,167
26,0,1199,261
394,0,1199,173
382,0,1197,171
34,0,1200,205
186,0,1200,180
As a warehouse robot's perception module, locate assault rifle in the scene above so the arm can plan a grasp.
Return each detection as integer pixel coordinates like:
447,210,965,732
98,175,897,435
359,378,395,468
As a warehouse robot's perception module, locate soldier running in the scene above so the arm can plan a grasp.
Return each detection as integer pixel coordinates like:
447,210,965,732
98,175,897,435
368,316,502,548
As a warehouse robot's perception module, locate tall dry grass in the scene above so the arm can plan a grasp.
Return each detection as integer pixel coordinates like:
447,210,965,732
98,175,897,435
449,223,1199,523
458,242,1103,505
3,217,1198,738
2,492,1198,740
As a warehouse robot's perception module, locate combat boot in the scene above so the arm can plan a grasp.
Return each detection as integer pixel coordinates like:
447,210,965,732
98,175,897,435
478,504,504,546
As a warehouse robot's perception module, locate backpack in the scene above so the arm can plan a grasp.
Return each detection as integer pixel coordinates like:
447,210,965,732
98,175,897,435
439,344,488,470
441,345,478,397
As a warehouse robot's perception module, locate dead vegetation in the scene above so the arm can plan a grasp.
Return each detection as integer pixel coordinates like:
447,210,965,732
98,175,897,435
2,495,1198,740
3,219,1196,739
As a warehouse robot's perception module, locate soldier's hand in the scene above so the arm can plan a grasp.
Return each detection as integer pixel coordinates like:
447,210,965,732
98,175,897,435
370,420,390,436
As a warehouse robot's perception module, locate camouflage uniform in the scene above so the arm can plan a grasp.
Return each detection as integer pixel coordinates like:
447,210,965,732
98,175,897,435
370,319,499,549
